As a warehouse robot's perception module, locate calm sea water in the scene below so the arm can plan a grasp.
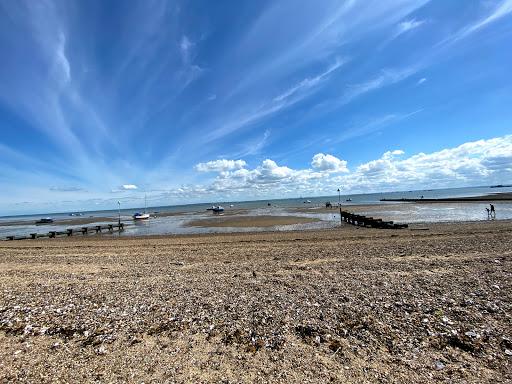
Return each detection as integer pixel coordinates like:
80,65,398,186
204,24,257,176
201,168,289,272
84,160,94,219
1,186,511,238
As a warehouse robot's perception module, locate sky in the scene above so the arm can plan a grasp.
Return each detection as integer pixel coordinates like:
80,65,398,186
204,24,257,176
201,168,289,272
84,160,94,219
0,0,512,215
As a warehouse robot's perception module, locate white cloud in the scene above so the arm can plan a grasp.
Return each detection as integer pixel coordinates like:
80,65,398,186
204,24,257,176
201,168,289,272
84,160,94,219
7,135,510,213
195,159,247,172
192,135,512,198
354,136,512,188
417,77,427,85
122,184,138,190
311,153,349,173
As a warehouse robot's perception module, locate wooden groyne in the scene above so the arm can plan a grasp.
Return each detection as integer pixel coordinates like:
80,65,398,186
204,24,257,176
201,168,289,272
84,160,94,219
4,223,124,241
340,210,408,229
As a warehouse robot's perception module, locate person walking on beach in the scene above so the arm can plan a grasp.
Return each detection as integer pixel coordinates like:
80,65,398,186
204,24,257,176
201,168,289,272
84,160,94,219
486,207,491,219
490,204,496,218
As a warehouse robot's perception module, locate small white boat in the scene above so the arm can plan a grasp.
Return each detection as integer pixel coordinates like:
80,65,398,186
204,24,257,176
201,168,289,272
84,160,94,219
207,205,224,213
133,212,150,220
133,194,150,220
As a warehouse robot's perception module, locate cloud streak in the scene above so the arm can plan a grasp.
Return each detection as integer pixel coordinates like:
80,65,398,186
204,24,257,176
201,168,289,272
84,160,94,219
439,0,512,45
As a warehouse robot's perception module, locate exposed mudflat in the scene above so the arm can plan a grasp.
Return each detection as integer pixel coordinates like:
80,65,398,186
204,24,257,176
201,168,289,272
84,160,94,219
1,221,511,383
186,215,321,228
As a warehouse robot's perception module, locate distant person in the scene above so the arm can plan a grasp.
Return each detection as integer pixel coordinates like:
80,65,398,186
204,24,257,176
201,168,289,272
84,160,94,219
490,204,496,218
485,207,490,218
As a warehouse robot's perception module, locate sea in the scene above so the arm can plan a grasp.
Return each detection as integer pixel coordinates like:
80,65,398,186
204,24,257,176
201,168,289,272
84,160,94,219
1,185,512,238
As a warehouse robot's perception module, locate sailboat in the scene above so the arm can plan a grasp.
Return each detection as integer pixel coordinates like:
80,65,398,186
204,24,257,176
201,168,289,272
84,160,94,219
133,194,150,220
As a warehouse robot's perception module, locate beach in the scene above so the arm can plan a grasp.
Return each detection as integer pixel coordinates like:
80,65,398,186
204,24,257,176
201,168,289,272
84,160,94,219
1,220,511,383
2,188,512,239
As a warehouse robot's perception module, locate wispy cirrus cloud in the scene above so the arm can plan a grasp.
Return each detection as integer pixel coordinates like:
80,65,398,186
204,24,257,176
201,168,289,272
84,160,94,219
180,35,193,63
50,186,85,192
202,59,347,143
397,18,425,35
225,129,272,158
438,0,512,45
337,66,420,107
273,58,347,103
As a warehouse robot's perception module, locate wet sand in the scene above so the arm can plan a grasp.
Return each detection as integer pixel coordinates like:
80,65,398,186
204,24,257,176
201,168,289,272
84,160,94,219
186,215,321,228
1,221,511,383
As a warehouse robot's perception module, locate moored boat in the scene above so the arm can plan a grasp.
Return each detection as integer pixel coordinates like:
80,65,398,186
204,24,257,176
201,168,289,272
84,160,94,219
207,205,224,213
35,217,54,224
133,212,150,220
133,194,150,220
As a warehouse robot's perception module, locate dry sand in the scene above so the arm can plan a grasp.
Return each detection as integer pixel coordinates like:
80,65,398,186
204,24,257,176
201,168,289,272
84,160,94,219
186,215,321,228
1,221,511,383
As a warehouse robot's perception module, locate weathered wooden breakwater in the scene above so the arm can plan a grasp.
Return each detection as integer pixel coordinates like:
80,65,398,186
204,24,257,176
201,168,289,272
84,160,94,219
4,223,124,241
340,210,408,229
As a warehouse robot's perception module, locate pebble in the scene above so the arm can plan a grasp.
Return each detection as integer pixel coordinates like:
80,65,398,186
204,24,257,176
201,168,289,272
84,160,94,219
434,361,445,371
465,331,479,338
96,345,107,355
441,316,454,325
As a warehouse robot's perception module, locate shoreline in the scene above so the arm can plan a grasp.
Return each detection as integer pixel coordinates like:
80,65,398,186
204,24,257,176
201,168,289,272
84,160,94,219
2,218,511,242
0,216,115,227
379,192,512,202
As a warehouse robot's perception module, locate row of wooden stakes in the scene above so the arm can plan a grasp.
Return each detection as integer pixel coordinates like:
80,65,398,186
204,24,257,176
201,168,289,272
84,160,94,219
5,223,124,241
339,210,408,229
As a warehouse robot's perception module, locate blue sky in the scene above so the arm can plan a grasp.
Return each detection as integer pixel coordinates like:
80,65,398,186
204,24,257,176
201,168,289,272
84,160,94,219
1,0,512,214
